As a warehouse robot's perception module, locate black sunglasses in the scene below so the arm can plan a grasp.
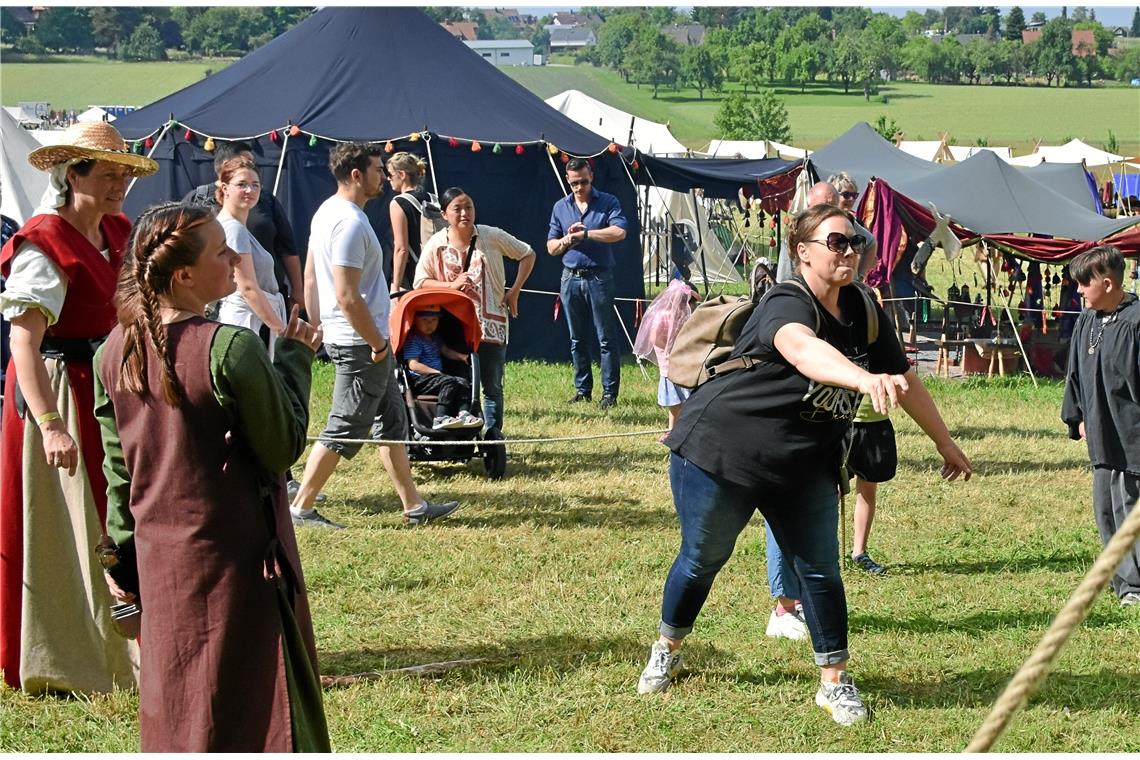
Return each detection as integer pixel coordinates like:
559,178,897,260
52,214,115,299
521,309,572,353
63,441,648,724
807,232,868,255
839,191,859,200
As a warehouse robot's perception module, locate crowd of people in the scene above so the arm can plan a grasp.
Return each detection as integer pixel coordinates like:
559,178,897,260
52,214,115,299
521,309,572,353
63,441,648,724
1,122,1136,749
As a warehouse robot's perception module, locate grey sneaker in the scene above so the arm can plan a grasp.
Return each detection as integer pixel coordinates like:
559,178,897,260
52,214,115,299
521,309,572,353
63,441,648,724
291,508,345,530
287,479,327,504
852,552,887,576
637,641,684,695
1120,592,1140,607
815,671,869,726
404,499,461,526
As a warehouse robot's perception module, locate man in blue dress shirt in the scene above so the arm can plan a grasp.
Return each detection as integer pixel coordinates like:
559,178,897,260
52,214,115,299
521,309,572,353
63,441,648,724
547,158,629,409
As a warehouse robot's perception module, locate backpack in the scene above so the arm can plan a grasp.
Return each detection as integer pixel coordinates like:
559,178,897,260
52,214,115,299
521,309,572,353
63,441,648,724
397,192,446,261
666,278,880,391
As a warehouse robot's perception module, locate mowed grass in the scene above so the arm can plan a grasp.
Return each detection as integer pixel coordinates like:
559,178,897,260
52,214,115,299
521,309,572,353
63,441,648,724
2,361,1139,752
0,57,230,112
506,64,1140,155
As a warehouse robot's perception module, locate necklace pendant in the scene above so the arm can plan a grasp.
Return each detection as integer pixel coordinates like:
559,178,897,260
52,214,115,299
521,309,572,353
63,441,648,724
1088,345,1096,355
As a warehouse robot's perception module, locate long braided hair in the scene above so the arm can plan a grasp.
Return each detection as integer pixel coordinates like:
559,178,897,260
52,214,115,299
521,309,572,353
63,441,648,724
115,202,214,406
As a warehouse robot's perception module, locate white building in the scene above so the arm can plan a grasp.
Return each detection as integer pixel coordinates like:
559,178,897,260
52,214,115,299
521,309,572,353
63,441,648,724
464,39,535,66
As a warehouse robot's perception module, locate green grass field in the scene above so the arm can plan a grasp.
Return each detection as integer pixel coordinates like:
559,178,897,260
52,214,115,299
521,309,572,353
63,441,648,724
505,64,1140,156
1,53,1136,156
0,57,228,113
2,362,1138,752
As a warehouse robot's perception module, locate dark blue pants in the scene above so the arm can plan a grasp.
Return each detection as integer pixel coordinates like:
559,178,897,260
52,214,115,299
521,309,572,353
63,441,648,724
559,268,621,399
660,453,849,666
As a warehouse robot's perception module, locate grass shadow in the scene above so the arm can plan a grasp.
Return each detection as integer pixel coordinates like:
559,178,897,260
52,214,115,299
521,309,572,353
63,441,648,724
898,457,1087,474
849,607,1122,636
332,489,674,530
889,551,1095,575
860,668,1140,712
318,633,650,684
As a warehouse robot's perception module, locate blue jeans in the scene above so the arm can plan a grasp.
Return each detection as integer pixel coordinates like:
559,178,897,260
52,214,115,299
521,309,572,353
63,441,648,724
559,268,621,399
766,522,801,600
660,454,849,666
474,341,505,433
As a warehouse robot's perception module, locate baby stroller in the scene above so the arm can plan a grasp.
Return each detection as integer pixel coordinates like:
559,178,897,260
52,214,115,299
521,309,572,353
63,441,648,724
388,287,506,479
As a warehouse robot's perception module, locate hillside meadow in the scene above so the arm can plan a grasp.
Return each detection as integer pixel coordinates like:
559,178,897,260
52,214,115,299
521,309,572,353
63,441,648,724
2,54,1136,156
2,363,1138,751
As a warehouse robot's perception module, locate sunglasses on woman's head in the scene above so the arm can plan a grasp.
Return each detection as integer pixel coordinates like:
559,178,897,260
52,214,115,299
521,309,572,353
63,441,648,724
808,232,868,255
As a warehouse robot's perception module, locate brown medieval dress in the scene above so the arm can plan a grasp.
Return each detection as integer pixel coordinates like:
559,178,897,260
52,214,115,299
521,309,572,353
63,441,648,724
94,317,330,752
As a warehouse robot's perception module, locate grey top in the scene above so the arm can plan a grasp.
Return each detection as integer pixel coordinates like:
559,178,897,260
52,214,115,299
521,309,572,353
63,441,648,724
219,215,280,296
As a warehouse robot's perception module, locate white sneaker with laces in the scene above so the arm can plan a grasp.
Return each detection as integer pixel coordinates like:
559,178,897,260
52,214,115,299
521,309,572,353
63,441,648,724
815,671,869,726
765,605,808,640
637,641,684,695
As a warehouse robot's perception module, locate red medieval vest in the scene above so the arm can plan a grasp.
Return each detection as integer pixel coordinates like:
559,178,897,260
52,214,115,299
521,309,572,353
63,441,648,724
0,213,130,339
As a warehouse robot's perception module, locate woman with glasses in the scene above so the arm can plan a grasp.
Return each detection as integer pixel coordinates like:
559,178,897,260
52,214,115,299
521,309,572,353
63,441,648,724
638,204,972,727
215,157,287,352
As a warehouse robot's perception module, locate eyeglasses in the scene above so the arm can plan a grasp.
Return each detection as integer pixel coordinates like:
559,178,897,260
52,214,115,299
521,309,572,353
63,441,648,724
230,181,261,191
568,179,591,188
807,232,868,255
839,191,859,200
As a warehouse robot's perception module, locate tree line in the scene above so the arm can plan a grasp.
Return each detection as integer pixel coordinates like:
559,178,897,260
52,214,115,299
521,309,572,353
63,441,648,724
0,7,313,60
579,6,1140,99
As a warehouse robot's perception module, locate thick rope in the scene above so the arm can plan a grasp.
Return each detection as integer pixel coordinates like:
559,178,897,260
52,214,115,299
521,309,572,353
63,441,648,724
965,497,1140,752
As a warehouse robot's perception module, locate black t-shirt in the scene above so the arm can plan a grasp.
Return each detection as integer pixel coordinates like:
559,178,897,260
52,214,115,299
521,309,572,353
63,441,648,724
666,278,909,490
391,190,429,292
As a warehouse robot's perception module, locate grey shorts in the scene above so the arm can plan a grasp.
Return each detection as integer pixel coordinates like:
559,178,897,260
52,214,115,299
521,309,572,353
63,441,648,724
319,343,406,459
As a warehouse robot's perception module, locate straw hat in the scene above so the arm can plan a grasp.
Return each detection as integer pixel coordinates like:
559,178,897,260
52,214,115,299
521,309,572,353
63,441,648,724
27,121,158,176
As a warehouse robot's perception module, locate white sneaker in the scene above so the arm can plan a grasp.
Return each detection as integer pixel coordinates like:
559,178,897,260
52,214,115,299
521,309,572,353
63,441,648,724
765,605,808,640
637,641,684,695
815,671,869,726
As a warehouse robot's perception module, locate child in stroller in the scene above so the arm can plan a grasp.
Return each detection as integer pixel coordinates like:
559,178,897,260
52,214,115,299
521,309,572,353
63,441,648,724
401,304,484,430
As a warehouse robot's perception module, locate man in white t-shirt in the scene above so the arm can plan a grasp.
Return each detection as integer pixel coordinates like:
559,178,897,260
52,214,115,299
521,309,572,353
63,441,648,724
291,143,460,528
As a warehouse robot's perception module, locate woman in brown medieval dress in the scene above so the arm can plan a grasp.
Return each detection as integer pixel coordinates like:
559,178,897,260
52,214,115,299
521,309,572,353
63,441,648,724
0,122,156,694
94,203,331,751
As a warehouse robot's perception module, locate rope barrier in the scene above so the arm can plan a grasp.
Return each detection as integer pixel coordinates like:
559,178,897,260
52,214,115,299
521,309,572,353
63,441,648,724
879,295,1083,317
964,498,1140,752
305,428,669,447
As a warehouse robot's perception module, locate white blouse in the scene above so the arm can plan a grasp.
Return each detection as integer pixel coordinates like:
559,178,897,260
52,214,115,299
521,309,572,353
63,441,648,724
1,216,110,326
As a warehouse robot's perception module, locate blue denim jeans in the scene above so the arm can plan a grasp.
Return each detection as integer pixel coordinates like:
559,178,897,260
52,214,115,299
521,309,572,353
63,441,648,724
766,522,801,600
660,454,849,666
559,268,621,399
474,341,505,434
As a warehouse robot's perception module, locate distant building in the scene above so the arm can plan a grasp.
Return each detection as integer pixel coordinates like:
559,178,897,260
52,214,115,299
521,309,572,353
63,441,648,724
663,23,705,46
547,12,602,29
1021,27,1098,56
482,8,536,31
441,21,479,41
8,7,42,34
464,39,534,66
549,26,596,52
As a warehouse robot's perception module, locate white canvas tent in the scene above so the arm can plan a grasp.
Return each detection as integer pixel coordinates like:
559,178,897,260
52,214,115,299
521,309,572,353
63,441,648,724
897,140,952,163
546,90,741,284
1006,152,1046,167
705,139,810,160
1034,138,1124,167
948,145,1013,162
544,89,688,156
1,108,50,223
76,106,114,123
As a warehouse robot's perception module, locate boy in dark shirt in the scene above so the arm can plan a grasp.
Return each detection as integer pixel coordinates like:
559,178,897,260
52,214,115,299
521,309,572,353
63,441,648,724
402,305,483,431
1061,245,1140,607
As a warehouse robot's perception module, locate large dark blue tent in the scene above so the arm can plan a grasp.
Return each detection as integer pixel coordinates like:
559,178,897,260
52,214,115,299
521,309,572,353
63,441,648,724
630,154,802,200
113,6,642,361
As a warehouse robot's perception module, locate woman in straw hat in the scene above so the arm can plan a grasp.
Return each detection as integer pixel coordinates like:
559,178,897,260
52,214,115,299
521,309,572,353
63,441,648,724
0,121,157,693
